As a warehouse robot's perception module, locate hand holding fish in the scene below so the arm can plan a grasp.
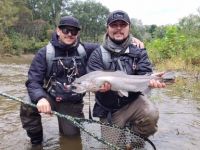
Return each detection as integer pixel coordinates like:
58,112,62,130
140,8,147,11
99,81,111,92
149,72,166,88
149,79,166,88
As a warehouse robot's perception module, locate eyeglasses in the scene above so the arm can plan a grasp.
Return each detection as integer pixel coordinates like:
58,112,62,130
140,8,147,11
61,28,79,36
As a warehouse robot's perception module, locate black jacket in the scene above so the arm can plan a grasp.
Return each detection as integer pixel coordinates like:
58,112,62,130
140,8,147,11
87,44,153,117
26,32,99,103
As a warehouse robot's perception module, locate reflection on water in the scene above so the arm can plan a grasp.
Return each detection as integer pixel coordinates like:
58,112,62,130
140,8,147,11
0,62,200,150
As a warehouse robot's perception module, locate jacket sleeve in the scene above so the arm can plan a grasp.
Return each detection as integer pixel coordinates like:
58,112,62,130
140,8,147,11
25,47,48,103
86,48,104,72
136,48,153,75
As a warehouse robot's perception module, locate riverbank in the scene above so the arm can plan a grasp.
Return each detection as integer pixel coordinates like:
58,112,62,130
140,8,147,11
1,54,200,76
156,59,200,82
0,54,34,64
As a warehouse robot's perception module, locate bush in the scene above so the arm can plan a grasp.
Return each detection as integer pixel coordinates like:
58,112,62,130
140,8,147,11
0,32,12,54
181,47,200,66
7,32,48,55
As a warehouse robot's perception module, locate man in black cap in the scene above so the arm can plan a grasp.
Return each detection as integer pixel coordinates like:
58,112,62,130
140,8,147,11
19,16,100,147
87,10,166,138
19,15,144,146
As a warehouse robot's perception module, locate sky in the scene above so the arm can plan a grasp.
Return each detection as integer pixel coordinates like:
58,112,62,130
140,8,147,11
95,0,200,25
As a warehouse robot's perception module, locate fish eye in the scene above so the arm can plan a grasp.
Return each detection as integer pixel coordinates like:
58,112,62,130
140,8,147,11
71,85,77,90
75,82,81,85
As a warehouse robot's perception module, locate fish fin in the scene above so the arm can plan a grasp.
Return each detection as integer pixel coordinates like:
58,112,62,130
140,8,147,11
118,90,128,97
143,87,151,94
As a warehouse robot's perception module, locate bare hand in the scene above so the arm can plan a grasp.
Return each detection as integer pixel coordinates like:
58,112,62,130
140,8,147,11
132,37,144,48
99,82,111,92
37,98,51,114
149,79,166,88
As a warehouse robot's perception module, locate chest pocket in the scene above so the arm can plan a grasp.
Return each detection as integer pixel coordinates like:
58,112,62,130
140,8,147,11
108,54,139,75
52,57,86,83
48,56,85,103
100,46,139,75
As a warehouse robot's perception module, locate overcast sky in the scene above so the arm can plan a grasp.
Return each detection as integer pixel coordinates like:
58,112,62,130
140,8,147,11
95,0,200,25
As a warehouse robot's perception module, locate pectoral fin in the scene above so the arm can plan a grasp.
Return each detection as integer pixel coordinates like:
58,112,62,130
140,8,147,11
143,87,151,94
118,90,128,97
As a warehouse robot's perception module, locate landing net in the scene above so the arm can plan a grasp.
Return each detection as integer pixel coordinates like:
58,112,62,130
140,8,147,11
79,120,156,150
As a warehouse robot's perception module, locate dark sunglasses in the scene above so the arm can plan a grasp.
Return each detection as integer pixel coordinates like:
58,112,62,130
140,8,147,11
61,28,79,36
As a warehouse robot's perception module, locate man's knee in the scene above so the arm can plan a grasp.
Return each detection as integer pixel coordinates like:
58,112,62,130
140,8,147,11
20,103,42,128
145,105,159,133
132,98,159,137
144,102,159,123
20,103,43,144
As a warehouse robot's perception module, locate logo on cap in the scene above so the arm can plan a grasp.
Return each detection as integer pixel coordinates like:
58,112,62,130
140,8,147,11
113,13,125,20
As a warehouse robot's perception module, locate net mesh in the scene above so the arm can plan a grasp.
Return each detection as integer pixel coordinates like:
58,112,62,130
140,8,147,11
80,121,155,150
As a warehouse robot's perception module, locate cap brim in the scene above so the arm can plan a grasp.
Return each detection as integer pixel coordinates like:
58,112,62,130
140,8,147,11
108,19,129,25
58,24,81,30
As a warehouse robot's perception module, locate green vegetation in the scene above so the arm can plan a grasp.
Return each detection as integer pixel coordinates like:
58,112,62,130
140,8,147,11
0,0,200,71
134,12,200,72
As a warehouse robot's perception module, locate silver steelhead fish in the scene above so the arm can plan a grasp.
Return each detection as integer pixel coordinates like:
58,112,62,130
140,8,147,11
71,71,175,96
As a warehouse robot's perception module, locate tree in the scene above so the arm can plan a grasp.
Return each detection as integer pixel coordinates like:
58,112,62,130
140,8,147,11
130,18,146,40
26,0,70,27
0,0,19,32
68,0,109,42
0,0,22,54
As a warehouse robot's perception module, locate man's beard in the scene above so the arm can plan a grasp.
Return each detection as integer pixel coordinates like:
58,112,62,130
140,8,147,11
108,35,128,44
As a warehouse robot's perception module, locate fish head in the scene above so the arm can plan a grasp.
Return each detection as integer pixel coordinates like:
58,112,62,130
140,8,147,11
162,71,176,83
70,80,91,93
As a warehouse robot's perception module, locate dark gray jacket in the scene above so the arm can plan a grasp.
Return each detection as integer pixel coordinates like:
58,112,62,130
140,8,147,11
87,45,153,117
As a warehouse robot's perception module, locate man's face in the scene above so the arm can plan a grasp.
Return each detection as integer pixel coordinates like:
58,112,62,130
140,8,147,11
107,20,129,42
57,26,79,45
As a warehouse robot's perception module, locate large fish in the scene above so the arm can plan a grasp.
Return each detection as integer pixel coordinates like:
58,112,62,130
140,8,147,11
71,71,175,97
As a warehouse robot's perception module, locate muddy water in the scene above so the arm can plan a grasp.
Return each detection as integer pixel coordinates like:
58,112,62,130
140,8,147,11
0,57,200,150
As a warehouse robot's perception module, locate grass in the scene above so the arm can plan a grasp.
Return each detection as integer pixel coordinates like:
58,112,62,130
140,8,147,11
0,54,34,64
154,57,200,74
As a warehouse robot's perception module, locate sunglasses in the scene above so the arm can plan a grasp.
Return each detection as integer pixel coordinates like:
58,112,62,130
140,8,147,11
60,28,79,36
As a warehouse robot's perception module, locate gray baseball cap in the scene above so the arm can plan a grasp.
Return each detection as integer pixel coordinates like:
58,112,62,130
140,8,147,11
107,10,131,25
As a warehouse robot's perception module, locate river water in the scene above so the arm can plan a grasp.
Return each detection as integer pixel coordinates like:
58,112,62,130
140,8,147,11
0,56,200,150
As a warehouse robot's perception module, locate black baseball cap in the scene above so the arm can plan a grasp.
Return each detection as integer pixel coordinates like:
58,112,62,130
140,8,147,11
58,16,81,30
107,10,131,25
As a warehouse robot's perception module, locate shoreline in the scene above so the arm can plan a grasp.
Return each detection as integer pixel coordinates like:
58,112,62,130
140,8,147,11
0,54,34,64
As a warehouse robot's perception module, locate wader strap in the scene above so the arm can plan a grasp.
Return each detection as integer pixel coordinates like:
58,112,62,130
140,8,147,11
117,58,127,73
107,112,112,125
46,42,55,77
88,92,93,120
77,44,87,60
100,46,112,70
